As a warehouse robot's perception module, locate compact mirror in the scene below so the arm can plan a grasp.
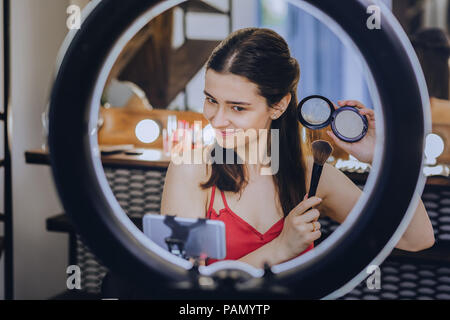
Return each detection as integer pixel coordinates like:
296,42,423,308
298,95,368,142
298,95,333,129
331,106,368,142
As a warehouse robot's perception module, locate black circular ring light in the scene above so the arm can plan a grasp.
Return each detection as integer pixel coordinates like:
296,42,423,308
48,0,430,299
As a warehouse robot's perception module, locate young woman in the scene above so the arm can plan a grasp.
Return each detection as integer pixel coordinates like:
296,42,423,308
161,28,435,269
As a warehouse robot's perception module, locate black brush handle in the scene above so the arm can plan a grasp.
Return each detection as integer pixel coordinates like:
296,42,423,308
308,163,324,198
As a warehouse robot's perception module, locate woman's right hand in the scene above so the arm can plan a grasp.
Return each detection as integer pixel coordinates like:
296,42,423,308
276,196,322,260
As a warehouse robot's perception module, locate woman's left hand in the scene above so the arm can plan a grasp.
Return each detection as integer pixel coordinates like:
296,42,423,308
327,100,376,164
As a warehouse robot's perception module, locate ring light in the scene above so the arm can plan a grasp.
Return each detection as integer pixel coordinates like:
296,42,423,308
48,0,430,299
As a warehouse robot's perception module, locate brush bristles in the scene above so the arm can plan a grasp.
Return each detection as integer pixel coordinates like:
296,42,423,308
312,140,333,166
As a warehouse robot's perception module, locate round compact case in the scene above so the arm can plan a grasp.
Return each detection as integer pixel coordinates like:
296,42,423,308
298,95,368,142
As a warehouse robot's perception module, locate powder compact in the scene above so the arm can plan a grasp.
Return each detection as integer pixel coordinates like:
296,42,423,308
298,95,368,143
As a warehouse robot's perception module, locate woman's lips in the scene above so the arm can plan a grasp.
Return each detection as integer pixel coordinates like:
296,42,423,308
216,129,235,137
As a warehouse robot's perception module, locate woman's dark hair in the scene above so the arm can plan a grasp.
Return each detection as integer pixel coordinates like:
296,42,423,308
411,28,450,99
200,28,307,217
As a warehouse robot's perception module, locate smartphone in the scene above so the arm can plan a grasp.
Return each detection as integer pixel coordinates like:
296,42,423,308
142,214,226,259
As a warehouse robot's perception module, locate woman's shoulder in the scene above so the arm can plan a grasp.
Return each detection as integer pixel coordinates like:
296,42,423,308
167,144,213,182
162,146,213,219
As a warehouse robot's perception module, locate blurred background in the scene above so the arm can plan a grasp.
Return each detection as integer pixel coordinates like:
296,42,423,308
0,0,448,299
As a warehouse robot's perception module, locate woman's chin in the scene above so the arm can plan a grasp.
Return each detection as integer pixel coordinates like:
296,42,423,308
216,140,235,149
215,137,244,150
214,135,232,147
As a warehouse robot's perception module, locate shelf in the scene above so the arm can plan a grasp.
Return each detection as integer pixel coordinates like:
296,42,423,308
25,149,170,170
179,0,227,14
25,150,50,165
46,214,143,234
46,213,74,233
115,2,229,109
343,170,450,187
390,245,450,265
166,39,221,106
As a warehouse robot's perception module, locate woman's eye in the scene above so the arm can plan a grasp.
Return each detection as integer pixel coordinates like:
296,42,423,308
205,97,244,111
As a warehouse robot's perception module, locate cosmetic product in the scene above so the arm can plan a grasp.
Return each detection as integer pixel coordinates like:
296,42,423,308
308,140,333,198
298,95,368,142
193,122,202,149
167,115,177,136
163,128,170,155
124,149,145,155
100,144,134,155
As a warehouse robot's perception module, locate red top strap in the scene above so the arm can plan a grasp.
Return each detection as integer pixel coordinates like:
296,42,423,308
207,186,216,218
207,186,231,217
219,189,230,211
205,185,314,265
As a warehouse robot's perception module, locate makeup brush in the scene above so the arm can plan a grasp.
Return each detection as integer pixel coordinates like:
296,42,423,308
308,140,333,198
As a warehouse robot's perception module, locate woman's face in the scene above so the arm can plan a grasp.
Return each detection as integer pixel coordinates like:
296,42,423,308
203,69,273,149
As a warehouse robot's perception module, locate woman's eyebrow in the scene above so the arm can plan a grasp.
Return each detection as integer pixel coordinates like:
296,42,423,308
204,90,251,105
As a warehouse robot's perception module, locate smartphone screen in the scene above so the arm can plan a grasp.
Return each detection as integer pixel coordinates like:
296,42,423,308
143,214,226,259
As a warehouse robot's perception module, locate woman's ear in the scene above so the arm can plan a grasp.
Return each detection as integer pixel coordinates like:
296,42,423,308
271,92,292,119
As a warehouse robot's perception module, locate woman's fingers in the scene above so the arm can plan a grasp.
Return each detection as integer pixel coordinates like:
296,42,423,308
290,197,322,216
338,99,371,113
310,230,322,241
338,100,365,108
291,216,321,237
327,130,352,151
189,257,206,266
337,100,375,122
310,221,321,232
327,130,339,144
295,208,320,223
359,108,375,119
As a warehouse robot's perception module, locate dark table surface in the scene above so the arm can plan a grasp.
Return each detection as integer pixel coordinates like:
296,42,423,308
25,148,450,186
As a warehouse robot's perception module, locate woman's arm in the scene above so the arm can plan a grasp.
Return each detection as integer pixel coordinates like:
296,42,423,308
314,161,435,251
160,161,208,219
238,197,323,268
321,99,434,251
392,195,435,251
237,237,287,268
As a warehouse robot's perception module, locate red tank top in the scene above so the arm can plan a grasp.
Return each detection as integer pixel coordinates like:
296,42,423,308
206,185,314,265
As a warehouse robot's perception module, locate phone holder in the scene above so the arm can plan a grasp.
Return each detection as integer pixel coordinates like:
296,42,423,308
163,215,206,260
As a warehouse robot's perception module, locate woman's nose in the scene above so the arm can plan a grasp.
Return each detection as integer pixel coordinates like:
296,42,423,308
210,105,230,128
